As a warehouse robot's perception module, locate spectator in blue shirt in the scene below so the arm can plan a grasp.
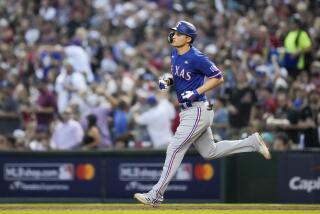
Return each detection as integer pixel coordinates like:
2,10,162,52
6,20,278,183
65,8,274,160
113,100,131,149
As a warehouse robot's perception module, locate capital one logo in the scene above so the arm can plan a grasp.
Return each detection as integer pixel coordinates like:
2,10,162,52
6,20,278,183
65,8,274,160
289,176,320,193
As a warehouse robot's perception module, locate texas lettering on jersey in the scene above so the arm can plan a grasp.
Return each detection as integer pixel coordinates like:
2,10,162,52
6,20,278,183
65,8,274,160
171,65,191,81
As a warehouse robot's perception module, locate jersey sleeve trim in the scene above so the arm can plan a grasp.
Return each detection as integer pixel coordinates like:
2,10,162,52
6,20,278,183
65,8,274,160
208,72,222,79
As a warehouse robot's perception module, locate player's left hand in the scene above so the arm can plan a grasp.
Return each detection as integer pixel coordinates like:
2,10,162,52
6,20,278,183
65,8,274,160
158,73,174,90
159,79,169,90
181,90,200,102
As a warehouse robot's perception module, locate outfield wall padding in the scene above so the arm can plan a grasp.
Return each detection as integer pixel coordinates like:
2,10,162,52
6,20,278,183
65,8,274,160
0,150,319,203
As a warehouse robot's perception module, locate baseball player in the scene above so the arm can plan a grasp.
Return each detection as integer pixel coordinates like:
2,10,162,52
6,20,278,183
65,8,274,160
134,21,271,206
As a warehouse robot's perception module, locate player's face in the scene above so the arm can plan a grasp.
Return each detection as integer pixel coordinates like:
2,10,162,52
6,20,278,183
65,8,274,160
171,32,191,48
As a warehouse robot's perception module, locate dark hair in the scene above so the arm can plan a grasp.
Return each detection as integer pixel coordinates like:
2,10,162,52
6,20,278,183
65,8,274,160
86,114,97,128
276,133,289,145
118,100,127,110
217,97,226,106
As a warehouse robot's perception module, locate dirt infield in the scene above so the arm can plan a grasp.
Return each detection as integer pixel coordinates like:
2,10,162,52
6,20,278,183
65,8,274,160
0,205,319,211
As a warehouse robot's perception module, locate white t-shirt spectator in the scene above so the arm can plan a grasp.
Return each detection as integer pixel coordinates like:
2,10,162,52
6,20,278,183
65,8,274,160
55,70,88,113
135,99,175,148
64,45,94,82
50,119,84,150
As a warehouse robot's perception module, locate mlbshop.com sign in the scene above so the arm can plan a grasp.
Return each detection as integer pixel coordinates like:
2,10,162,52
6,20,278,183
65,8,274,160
0,153,222,201
0,158,102,198
119,163,192,192
119,163,192,181
4,163,74,181
4,163,96,182
105,156,221,200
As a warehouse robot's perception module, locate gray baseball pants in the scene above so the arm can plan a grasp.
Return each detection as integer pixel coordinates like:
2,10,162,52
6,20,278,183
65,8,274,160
149,101,260,201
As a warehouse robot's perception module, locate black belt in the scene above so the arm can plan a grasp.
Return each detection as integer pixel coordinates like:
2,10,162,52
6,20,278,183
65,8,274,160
179,102,193,110
179,101,213,111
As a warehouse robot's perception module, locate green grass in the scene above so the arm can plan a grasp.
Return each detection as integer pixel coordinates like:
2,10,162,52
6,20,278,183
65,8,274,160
0,204,319,214
0,211,320,214
0,203,318,207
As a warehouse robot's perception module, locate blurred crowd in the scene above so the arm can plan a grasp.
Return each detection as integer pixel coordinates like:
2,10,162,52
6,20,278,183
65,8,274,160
0,0,319,151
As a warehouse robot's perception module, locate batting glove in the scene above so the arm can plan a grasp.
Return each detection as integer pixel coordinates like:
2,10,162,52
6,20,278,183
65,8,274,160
158,73,173,90
159,79,169,90
181,90,200,102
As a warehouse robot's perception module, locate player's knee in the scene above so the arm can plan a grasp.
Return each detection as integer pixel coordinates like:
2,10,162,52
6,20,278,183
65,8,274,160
199,149,217,160
200,152,213,160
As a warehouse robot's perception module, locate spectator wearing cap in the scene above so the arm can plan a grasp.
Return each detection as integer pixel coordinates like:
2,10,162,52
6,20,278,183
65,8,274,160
64,36,94,83
50,107,83,150
255,65,273,90
38,28,94,83
283,14,312,79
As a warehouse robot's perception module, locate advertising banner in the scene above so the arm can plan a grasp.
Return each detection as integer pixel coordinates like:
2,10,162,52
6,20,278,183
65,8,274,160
279,153,320,203
0,157,103,198
105,156,221,200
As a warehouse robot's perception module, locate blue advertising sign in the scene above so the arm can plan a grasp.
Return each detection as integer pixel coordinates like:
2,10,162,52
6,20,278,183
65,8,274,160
104,156,221,200
0,157,103,198
279,153,320,203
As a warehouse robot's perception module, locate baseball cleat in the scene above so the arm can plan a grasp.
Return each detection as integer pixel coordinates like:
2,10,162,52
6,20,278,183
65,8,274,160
255,133,271,159
134,193,161,207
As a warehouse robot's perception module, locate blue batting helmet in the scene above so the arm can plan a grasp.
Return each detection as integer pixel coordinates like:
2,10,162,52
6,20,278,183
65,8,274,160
169,21,197,43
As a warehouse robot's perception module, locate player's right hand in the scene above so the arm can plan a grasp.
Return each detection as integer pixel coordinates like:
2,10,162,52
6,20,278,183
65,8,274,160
181,90,200,102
